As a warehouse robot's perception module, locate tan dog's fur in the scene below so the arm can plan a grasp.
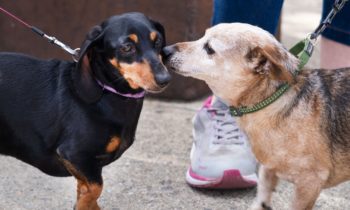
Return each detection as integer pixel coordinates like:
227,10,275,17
165,23,350,210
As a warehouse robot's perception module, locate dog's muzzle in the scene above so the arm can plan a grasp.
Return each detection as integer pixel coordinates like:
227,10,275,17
162,45,177,60
162,45,180,72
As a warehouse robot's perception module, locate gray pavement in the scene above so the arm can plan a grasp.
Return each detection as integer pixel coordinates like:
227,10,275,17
1,0,349,209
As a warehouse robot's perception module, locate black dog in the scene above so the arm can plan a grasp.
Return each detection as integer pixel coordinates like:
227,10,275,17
0,12,170,209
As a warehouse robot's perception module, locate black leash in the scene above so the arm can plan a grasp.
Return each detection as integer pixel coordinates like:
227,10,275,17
0,6,80,62
310,0,349,40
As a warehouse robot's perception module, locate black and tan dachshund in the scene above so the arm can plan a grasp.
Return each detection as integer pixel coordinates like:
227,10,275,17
0,12,171,209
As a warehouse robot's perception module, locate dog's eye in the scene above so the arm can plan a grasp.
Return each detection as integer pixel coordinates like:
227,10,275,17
154,38,163,50
204,42,215,55
120,43,136,54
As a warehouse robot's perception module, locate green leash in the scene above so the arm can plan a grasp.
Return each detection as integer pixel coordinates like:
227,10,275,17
229,0,348,117
229,38,312,117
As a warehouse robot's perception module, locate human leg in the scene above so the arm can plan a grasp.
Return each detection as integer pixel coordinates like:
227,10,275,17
320,0,350,69
212,0,284,34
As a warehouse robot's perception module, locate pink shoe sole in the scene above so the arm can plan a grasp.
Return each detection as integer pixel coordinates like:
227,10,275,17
186,168,257,189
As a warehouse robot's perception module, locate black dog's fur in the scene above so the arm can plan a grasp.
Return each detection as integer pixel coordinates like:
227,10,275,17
0,12,170,208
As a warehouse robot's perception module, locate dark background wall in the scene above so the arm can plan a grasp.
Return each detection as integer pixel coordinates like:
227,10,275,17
0,0,213,100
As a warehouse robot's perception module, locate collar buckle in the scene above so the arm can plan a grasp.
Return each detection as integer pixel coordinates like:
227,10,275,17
230,107,243,117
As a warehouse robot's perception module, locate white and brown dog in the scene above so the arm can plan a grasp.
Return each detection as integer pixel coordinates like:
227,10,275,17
163,23,350,210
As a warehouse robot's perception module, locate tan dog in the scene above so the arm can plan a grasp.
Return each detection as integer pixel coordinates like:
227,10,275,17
163,23,350,210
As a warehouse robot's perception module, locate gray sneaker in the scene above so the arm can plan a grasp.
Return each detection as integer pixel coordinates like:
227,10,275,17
186,96,258,189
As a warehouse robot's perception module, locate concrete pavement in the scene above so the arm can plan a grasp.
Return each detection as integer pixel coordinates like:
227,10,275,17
0,0,349,209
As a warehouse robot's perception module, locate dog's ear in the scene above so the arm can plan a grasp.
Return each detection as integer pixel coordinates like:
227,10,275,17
72,25,104,103
150,19,166,47
245,46,297,83
77,25,104,68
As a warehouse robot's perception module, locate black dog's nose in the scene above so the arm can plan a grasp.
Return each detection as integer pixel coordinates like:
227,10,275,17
162,45,177,60
155,71,172,87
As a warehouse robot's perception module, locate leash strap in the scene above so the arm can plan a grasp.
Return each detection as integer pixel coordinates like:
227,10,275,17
1,6,146,99
0,6,80,62
310,0,349,40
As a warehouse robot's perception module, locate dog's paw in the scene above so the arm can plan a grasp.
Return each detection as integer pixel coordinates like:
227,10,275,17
249,201,272,210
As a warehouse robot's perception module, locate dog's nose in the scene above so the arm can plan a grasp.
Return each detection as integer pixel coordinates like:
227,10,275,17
162,45,177,60
155,71,172,87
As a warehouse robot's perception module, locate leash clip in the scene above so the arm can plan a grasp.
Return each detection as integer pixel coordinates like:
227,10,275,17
72,48,80,62
305,35,315,56
42,34,80,62
334,0,348,11
310,0,348,40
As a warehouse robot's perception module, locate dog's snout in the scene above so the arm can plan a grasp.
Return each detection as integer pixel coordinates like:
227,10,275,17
162,45,177,60
155,71,172,87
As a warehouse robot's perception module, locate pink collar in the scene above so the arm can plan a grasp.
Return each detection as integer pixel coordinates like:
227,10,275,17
96,79,145,99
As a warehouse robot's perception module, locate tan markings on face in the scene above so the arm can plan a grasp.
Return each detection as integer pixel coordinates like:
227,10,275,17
150,31,157,41
106,136,121,153
119,60,157,90
109,58,139,89
110,58,156,89
109,58,120,69
129,34,138,43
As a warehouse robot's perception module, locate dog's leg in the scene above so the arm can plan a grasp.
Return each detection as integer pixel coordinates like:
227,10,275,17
75,180,103,210
59,158,103,210
251,165,278,210
291,178,323,210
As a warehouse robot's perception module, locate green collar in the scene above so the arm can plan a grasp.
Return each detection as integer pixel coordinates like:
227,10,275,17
230,38,314,117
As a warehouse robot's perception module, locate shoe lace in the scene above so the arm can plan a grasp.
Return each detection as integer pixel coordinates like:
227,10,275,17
208,108,245,145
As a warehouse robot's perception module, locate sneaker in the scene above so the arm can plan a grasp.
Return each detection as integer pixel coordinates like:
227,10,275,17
186,96,258,189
